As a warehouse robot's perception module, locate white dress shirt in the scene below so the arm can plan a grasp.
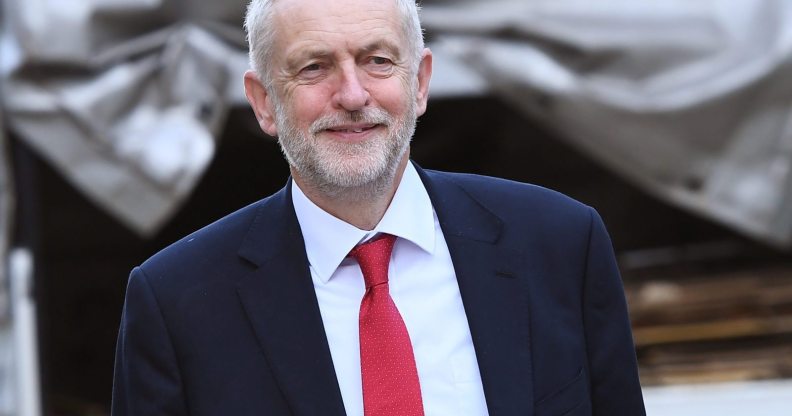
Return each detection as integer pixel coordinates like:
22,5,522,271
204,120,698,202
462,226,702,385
291,163,489,416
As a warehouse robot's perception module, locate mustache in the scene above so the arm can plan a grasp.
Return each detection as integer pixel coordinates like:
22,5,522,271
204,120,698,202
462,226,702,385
309,108,393,134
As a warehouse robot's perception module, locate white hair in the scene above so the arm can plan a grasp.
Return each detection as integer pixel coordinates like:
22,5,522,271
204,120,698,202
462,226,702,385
244,0,425,88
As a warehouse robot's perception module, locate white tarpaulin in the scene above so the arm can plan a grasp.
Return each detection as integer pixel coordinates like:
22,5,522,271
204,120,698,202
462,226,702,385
2,0,792,246
423,0,792,247
1,0,249,235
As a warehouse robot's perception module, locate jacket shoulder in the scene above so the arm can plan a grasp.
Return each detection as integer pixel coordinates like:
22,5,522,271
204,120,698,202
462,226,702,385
137,196,270,284
426,169,592,218
421,169,603,253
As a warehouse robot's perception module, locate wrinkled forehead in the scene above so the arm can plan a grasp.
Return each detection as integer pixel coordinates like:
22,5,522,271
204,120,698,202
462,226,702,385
270,0,406,45
270,0,398,14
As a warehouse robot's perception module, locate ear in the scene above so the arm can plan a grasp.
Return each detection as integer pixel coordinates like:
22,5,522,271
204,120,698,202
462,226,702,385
414,48,433,117
243,70,279,137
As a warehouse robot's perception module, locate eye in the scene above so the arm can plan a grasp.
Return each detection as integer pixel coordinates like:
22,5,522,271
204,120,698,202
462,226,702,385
302,63,322,72
297,62,325,80
366,56,393,73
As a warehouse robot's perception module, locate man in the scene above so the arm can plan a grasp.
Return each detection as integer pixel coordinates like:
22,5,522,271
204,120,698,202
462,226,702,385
112,0,646,415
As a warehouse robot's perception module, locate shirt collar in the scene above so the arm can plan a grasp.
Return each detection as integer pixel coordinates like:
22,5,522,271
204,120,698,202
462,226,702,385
291,162,436,284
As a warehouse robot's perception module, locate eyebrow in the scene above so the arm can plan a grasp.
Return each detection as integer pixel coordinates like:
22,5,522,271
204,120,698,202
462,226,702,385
360,40,402,60
285,40,405,71
285,48,333,71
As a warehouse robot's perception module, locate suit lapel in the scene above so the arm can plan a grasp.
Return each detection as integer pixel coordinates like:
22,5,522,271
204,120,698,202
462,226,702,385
418,166,535,416
235,183,346,416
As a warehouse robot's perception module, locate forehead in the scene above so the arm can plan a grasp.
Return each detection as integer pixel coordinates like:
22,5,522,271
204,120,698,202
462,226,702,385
270,0,406,55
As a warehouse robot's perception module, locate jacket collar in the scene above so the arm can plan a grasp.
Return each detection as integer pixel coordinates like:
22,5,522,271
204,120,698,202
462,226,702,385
236,181,347,416
417,166,535,416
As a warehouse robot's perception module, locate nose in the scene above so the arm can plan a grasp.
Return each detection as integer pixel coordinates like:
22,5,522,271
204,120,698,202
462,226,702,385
332,64,370,111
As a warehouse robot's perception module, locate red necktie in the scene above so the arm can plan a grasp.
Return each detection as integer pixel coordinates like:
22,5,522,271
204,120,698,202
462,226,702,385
349,234,424,416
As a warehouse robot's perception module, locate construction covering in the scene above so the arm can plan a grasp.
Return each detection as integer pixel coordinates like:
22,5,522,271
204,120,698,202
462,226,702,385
2,0,792,247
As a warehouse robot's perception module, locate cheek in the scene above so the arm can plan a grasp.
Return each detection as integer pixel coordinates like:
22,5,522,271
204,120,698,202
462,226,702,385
371,80,412,116
287,88,334,128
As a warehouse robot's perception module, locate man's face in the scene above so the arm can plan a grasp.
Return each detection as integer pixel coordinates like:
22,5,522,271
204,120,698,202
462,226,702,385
245,0,432,194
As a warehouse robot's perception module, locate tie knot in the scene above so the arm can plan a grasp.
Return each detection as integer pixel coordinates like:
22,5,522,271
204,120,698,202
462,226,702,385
349,234,396,288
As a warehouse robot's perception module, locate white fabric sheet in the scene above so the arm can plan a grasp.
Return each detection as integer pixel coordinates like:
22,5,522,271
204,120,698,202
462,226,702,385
3,0,792,247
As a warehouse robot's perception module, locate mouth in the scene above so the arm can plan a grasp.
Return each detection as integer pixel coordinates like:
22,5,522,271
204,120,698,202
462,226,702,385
319,123,383,142
325,123,379,134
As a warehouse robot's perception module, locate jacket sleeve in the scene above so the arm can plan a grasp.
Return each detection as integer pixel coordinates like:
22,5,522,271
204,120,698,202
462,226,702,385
582,208,646,415
112,267,189,416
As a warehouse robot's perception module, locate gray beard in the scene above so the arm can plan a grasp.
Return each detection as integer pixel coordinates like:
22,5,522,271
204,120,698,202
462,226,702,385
273,99,416,202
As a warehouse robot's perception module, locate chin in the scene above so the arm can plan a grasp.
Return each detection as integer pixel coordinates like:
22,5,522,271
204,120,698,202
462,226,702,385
319,162,389,189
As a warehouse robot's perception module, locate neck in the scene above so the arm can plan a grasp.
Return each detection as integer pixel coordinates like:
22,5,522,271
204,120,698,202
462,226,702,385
292,154,410,231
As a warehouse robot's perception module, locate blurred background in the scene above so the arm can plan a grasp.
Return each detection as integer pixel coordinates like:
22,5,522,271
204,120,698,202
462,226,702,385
2,0,792,414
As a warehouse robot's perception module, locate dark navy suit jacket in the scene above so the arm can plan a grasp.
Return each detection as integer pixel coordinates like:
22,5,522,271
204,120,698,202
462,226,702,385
112,164,646,416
